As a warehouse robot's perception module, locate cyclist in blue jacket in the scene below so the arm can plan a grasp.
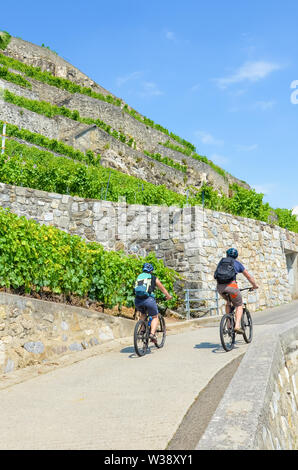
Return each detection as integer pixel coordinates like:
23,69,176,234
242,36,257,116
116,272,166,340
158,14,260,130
134,263,172,343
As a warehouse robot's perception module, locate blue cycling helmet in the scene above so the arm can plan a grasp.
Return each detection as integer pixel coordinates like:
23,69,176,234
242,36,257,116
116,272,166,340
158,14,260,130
226,248,238,259
142,263,154,273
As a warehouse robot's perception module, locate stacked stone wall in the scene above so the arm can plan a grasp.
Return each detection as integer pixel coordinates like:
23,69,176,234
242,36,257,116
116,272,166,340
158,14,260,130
0,182,297,314
1,47,246,194
3,37,115,98
197,318,298,450
0,293,134,374
0,93,194,195
0,79,230,195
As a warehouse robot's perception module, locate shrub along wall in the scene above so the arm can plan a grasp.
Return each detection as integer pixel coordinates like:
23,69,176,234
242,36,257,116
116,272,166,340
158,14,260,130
0,207,178,309
0,181,297,316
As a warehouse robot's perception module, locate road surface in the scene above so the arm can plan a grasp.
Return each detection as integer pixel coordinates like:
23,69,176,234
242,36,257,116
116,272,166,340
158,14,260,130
0,300,296,450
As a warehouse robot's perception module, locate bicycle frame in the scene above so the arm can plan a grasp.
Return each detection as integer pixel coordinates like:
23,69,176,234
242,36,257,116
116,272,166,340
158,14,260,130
220,287,253,351
133,305,167,356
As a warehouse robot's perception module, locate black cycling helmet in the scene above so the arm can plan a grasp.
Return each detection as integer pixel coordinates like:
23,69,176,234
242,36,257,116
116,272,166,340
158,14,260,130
142,263,154,273
226,248,238,259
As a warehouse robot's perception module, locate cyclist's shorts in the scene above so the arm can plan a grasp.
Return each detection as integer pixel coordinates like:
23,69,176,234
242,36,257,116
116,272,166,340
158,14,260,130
217,281,243,307
134,296,159,317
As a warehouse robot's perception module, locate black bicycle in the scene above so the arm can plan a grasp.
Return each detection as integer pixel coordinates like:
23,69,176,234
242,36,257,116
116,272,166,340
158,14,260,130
133,304,167,357
219,287,253,352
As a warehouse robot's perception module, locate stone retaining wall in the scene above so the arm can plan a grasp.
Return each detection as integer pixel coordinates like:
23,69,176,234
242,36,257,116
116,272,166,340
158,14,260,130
3,36,115,99
0,69,242,195
0,181,297,313
0,88,201,195
0,292,134,374
196,318,298,450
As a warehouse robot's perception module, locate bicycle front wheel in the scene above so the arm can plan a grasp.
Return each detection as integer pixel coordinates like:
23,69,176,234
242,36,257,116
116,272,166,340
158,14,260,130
220,314,235,352
134,320,148,357
241,308,253,343
155,314,166,349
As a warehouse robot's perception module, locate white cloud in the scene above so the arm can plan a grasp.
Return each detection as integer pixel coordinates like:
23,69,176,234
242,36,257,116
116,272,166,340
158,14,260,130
210,153,229,165
116,72,163,98
195,131,224,146
253,100,276,111
190,83,200,92
137,82,163,98
215,61,281,89
116,71,143,87
165,31,175,41
253,183,276,195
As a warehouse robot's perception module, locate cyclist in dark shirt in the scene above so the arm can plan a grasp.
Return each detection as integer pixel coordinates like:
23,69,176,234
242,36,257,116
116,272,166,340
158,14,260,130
216,248,258,334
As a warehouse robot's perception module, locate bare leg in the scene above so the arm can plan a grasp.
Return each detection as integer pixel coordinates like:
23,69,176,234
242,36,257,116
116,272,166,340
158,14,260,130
139,313,158,336
225,302,231,314
150,316,159,335
234,305,243,330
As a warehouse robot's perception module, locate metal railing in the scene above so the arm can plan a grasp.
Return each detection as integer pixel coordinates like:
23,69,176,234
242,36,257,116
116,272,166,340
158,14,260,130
184,288,220,320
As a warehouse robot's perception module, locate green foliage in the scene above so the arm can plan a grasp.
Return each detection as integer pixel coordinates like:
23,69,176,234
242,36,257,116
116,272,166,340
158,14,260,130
2,136,297,233
2,88,297,232
3,91,188,173
144,150,187,173
0,52,121,106
225,184,272,221
0,31,11,50
161,140,227,179
41,43,58,55
188,183,298,232
122,104,195,152
3,90,136,148
1,140,187,207
0,207,178,308
0,121,99,166
274,208,298,232
0,66,32,88
0,51,197,153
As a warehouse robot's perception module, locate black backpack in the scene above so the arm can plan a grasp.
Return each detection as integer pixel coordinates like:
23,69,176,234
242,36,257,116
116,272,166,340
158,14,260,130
214,257,236,284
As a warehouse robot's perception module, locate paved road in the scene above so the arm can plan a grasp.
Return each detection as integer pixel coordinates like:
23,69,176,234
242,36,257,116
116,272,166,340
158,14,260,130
0,301,296,450
253,299,298,325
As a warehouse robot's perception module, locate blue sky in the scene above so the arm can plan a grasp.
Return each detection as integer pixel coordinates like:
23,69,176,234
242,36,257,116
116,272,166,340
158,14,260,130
1,0,298,210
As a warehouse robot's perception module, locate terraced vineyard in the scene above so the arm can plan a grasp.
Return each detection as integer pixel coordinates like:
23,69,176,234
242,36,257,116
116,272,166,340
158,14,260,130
0,31,297,311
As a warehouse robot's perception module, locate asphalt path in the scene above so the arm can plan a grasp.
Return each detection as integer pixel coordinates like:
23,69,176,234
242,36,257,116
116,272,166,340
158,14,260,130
168,299,298,449
0,300,296,450
252,299,298,325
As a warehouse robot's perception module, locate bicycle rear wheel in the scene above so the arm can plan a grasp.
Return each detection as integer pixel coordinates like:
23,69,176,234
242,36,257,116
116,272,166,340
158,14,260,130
220,314,235,352
241,308,253,343
155,314,166,349
134,320,149,357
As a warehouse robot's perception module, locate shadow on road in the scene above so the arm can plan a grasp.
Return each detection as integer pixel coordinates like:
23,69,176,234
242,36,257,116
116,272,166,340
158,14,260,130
194,342,241,353
119,346,138,358
120,346,158,358
120,346,135,354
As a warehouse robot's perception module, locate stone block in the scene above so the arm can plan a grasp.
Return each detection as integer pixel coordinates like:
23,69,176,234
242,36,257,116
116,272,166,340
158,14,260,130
4,359,14,374
24,341,45,354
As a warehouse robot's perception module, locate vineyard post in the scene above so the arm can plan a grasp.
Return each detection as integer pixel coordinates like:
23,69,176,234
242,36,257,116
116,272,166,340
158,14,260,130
104,171,111,200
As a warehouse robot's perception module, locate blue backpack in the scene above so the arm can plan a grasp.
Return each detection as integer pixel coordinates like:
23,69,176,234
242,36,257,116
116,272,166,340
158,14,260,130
134,273,155,299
